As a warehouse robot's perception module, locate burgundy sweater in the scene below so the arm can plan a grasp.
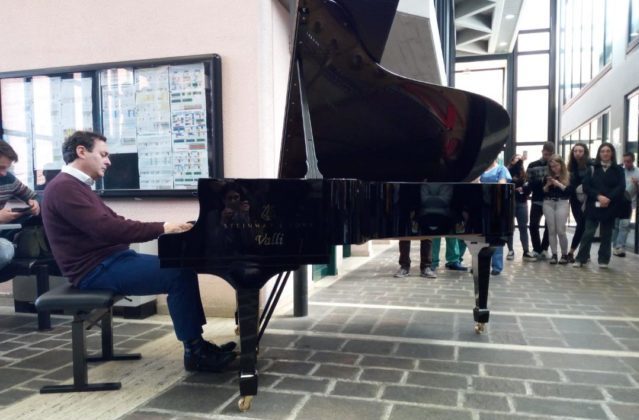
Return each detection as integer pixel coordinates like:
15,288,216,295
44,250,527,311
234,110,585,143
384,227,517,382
41,173,164,285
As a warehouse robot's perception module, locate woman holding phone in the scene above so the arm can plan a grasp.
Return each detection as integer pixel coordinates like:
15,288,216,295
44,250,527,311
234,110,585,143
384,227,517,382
541,155,572,264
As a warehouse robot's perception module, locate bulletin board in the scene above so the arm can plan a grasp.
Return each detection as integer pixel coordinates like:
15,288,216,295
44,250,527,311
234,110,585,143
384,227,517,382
0,55,223,197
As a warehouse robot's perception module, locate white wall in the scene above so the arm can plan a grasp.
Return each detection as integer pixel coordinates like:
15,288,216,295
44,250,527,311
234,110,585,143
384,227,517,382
560,5,639,151
0,0,292,316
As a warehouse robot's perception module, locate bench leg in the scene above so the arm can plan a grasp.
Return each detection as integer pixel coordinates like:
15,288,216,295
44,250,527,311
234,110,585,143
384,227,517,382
40,315,120,394
34,264,51,331
86,308,141,363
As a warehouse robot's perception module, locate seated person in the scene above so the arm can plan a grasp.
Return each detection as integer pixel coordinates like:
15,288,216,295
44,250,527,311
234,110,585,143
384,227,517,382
0,141,41,270
41,131,236,372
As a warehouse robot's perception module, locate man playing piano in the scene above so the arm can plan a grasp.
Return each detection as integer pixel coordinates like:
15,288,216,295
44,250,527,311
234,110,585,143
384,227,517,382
41,131,236,373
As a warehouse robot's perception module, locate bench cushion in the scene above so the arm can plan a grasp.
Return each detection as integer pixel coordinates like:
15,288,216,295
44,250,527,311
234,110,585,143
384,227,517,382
35,284,118,312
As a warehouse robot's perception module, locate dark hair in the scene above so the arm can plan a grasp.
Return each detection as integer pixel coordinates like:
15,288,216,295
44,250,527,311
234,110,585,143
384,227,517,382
62,131,106,164
567,142,590,171
0,141,19,162
595,142,617,164
508,158,526,181
542,141,555,154
623,152,635,161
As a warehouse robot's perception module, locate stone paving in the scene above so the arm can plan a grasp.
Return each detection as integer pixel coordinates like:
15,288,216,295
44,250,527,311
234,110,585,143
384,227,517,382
0,313,174,406
127,243,639,420
1,241,639,419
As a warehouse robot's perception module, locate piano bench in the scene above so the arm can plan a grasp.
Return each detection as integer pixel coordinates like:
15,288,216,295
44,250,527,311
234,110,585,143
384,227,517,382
35,284,142,394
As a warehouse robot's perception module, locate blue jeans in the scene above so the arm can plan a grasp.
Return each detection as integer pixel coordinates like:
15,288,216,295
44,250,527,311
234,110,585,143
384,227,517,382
0,238,14,270
612,218,631,249
508,201,530,253
78,249,205,342
491,246,504,273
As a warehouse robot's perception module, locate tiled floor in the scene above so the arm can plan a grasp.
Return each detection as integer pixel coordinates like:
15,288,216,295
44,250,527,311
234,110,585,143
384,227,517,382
1,240,638,419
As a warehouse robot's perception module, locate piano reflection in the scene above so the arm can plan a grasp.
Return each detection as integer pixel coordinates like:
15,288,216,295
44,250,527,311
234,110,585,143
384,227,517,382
159,0,513,411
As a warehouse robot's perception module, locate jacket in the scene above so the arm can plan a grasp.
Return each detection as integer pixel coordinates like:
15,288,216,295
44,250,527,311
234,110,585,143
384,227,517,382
582,162,626,222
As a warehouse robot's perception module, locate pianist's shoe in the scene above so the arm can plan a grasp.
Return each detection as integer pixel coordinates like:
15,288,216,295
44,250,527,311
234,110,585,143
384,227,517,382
184,339,237,373
205,340,237,353
393,267,410,278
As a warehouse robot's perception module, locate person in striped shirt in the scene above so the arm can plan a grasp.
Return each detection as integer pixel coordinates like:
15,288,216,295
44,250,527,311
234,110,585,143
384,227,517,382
0,141,40,269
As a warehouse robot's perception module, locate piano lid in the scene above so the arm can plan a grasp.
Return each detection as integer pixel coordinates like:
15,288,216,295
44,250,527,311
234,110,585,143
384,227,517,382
279,0,511,183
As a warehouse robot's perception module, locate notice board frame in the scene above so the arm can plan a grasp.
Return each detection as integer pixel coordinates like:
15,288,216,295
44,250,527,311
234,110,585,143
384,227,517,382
0,54,224,198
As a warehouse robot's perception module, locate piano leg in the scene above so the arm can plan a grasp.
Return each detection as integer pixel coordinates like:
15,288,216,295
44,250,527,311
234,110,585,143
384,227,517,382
236,288,259,411
467,242,495,334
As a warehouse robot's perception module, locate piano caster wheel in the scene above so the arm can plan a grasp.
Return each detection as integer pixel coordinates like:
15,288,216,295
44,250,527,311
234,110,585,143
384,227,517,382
234,326,240,336
474,322,486,334
238,396,253,412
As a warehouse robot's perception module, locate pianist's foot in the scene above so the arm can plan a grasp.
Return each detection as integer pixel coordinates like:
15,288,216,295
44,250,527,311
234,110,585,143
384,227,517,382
204,340,237,353
184,338,237,372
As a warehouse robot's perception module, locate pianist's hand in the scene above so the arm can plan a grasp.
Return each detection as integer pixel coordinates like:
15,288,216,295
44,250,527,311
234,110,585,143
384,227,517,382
163,222,194,234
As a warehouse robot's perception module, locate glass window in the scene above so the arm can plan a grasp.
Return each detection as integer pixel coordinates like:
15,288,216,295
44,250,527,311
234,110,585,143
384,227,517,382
564,112,610,161
520,0,550,30
571,0,582,98
581,0,593,83
560,0,611,103
628,91,639,152
518,32,550,51
592,0,605,72
516,89,549,142
517,54,550,87
1,75,93,187
455,68,506,106
630,0,639,44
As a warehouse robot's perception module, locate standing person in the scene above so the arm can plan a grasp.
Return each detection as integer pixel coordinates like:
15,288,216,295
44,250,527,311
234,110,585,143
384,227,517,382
0,141,41,270
566,142,592,262
526,142,554,260
573,143,626,268
612,152,638,257
506,154,535,261
479,159,511,275
542,155,572,264
41,131,236,372
431,237,468,272
394,239,436,278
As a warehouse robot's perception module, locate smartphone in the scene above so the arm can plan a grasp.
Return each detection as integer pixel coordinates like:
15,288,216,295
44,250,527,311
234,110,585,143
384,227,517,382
11,207,31,213
522,150,528,160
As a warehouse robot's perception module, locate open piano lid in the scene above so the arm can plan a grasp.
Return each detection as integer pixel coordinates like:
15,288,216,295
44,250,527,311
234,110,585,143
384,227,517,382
279,0,511,183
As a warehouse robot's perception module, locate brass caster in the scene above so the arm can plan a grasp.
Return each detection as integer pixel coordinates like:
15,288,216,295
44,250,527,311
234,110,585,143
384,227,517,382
474,322,485,334
234,326,240,335
238,395,253,412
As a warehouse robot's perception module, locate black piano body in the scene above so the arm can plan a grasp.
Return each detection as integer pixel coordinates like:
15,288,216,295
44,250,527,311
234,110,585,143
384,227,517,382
159,0,513,411
160,178,512,273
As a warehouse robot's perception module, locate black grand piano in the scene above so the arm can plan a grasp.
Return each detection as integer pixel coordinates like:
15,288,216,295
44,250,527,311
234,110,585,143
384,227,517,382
159,0,513,411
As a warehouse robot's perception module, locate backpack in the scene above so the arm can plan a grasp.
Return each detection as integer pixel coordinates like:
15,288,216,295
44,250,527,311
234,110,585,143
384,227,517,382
13,225,51,259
